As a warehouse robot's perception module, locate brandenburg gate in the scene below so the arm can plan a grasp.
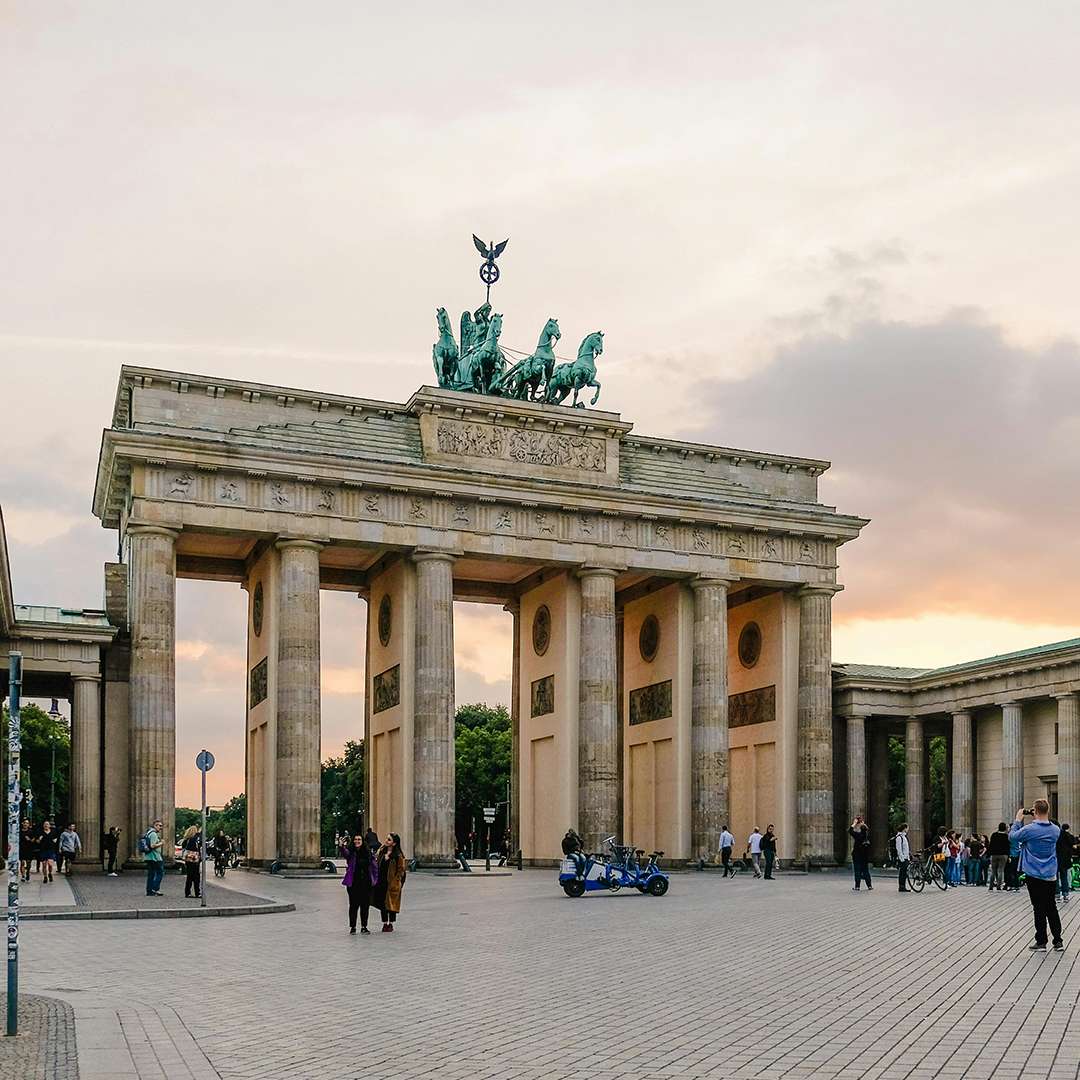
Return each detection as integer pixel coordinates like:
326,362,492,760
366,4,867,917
91,344,866,867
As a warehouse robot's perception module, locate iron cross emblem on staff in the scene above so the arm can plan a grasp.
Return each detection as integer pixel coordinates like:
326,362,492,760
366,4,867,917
473,234,509,304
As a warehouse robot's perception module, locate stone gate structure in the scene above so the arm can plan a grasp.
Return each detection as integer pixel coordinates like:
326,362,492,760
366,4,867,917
87,365,868,866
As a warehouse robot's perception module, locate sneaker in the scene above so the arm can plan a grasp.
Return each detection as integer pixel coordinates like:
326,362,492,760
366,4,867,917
349,927,356,935
1030,943,1047,951
381,924,392,932
852,887,860,892
1053,941,1064,951
108,872,118,878
360,927,371,935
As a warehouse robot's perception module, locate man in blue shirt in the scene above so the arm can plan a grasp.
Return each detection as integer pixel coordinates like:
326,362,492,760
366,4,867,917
1010,800,1063,951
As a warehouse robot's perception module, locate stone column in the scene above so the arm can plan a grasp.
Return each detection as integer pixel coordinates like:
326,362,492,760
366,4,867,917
868,725,889,863
846,714,867,835
577,567,618,853
1001,701,1024,820
1057,693,1080,830
951,710,974,836
504,598,521,855
690,576,733,861
413,551,457,866
796,585,840,863
275,539,323,867
71,675,102,864
905,717,925,851
128,525,178,860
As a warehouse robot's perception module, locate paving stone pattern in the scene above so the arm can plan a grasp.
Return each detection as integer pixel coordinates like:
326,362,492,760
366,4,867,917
17,869,1080,1079
0,992,78,1080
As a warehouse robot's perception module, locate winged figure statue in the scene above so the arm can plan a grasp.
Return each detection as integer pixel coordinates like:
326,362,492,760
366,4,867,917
473,235,509,261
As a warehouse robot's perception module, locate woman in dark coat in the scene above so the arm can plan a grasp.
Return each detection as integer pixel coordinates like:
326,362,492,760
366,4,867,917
372,833,407,932
340,833,376,934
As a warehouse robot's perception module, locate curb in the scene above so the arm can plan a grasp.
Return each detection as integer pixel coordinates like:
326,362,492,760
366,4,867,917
21,901,295,921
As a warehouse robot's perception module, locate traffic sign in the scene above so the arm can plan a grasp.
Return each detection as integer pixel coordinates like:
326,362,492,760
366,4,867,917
196,750,215,772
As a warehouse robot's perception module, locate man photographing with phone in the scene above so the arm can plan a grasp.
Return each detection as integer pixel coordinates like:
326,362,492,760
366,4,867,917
1010,800,1064,952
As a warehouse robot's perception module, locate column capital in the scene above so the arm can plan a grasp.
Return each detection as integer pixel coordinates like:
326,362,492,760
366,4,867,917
1054,691,1080,701
71,674,102,684
906,714,923,725
798,583,844,598
127,525,180,541
575,565,618,581
999,700,1022,709
411,549,458,565
502,597,521,616
274,537,324,553
689,573,738,590
952,708,973,718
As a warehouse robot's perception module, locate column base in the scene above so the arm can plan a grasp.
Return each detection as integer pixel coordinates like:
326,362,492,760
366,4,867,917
412,854,460,870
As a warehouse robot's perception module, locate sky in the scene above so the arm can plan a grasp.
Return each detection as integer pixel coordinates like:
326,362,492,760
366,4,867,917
2,3,1079,804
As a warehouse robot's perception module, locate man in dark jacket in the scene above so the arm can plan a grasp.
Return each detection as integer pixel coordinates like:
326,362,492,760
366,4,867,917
849,816,872,891
988,822,1011,890
1057,824,1075,904
562,828,585,878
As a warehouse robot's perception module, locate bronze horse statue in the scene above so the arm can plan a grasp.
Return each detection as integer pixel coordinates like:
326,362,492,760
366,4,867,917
544,331,603,407
493,317,560,401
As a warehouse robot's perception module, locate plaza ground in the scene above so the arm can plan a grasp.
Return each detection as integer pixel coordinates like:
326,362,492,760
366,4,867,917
6,867,1080,1080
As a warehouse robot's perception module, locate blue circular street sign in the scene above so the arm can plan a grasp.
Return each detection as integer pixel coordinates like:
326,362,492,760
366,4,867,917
196,750,215,772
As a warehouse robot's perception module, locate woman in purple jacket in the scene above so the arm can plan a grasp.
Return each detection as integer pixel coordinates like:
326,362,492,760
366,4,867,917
340,833,377,935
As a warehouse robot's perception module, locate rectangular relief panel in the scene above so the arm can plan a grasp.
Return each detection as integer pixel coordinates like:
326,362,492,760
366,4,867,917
530,735,557,860
249,657,268,708
629,680,673,726
373,664,401,714
531,674,555,718
729,685,776,728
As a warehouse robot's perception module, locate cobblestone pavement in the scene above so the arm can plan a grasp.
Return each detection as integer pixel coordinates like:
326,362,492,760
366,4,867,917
0,992,78,1080
16,868,1080,1079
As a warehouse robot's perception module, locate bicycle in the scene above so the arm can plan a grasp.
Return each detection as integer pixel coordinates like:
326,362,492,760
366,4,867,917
906,848,948,892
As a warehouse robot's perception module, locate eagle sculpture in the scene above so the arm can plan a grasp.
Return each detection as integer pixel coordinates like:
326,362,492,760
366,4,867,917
473,234,509,261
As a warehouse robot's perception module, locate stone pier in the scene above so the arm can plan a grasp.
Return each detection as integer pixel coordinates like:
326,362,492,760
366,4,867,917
868,726,889,863
128,526,178,859
413,552,457,866
951,710,974,837
1000,701,1024,819
274,539,323,867
1058,693,1080,830
905,716,925,851
71,675,102,864
846,714,867,827
577,567,618,853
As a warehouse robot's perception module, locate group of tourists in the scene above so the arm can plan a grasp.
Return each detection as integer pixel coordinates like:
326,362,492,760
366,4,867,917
339,828,408,934
17,819,81,882
717,824,778,879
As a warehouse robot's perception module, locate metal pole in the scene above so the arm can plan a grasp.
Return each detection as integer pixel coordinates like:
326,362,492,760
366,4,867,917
200,757,207,909
7,652,23,1037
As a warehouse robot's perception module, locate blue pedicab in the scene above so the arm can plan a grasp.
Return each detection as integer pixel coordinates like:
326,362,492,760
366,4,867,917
559,836,670,898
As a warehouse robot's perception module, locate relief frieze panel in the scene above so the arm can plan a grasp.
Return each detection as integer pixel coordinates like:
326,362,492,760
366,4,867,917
435,418,606,473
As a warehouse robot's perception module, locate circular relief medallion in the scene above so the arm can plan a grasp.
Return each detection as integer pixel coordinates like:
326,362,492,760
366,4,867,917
378,594,392,648
639,614,660,663
252,581,264,638
738,621,762,669
532,604,551,657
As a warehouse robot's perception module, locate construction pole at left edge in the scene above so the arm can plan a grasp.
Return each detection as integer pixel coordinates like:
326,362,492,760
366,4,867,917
7,652,23,1037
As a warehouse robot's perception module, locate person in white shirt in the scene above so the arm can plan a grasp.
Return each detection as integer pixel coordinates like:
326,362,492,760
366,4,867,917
895,823,911,893
747,828,763,878
719,826,735,878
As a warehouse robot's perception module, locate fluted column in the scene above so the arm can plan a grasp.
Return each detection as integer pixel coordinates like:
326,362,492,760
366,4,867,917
797,585,840,863
128,525,178,860
505,598,521,853
413,551,457,865
846,714,867,832
951,710,974,836
71,675,102,864
868,725,889,863
905,717,925,851
1058,693,1080,830
577,567,618,852
275,539,323,867
690,576,733,859
1001,701,1024,820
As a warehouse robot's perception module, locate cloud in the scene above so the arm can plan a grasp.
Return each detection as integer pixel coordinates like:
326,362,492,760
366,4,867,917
688,311,1080,628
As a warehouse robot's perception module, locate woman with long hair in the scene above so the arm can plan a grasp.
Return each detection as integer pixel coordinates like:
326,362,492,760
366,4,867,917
373,832,407,932
180,824,202,898
37,821,58,883
340,831,376,934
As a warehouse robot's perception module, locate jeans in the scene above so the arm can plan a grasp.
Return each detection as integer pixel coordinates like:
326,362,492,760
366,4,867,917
721,847,733,877
106,848,117,874
380,908,397,925
347,887,370,930
763,851,775,879
184,860,201,898
751,853,761,877
1006,855,1020,889
1059,865,1072,898
852,856,872,889
964,857,980,884
990,854,1008,889
898,860,909,891
145,860,165,895
1025,877,1062,946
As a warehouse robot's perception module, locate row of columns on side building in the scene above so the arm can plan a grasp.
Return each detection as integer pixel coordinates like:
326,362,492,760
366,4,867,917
846,694,1080,856
116,524,842,865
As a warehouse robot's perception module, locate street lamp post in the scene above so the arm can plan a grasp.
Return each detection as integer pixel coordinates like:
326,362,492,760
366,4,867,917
47,699,60,821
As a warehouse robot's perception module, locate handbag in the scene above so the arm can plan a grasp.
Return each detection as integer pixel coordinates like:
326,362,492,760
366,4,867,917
932,852,946,863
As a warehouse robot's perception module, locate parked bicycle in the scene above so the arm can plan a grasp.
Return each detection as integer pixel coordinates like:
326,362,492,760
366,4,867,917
905,847,948,892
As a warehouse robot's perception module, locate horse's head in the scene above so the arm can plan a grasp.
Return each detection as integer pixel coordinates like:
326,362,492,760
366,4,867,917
578,331,604,361
487,313,503,340
436,307,449,332
543,317,561,343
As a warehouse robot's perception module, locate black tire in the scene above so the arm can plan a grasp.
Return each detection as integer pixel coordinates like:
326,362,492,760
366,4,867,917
907,866,924,892
214,864,226,879
930,862,948,891
562,879,585,898
648,876,669,897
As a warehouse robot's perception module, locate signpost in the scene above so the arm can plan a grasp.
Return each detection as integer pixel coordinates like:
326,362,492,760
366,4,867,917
6,653,23,1037
196,750,215,909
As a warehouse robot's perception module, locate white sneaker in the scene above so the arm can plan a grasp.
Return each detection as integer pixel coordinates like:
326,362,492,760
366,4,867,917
108,872,118,877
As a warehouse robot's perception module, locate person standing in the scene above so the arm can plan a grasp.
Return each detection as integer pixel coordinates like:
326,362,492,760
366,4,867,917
719,825,735,878
1011,801,1063,951
373,832,407,932
37,821,59,883
180,825,202,898
895,823,911,892
988,823,1010,891
849,816,872,891
1006,824,1022,891
1057,824,1075,905
102,827,120,876
340,832,376,934
143,819,165,896
19,819,35,883
761,825,777,880
965,834,984,885
746,827,763,878
58,822,81,875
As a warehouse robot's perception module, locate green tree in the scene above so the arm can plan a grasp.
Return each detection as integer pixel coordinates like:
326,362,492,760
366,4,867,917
1,702,71,825
175,807,202,836
207,793,246,843
321,739,365,856
455,703,511,852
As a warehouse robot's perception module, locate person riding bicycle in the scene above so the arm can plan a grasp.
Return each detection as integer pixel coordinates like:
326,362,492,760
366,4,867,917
561,828,585,878
210,830,233,874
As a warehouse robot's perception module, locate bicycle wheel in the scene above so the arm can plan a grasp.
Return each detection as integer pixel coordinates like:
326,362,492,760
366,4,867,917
907,865,925,892
930,862,948,891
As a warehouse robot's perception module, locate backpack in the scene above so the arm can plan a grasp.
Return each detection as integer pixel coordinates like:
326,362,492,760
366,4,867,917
137,829,153,855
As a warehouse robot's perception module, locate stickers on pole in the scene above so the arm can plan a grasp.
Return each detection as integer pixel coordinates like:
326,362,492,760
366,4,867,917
196,750,215,773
